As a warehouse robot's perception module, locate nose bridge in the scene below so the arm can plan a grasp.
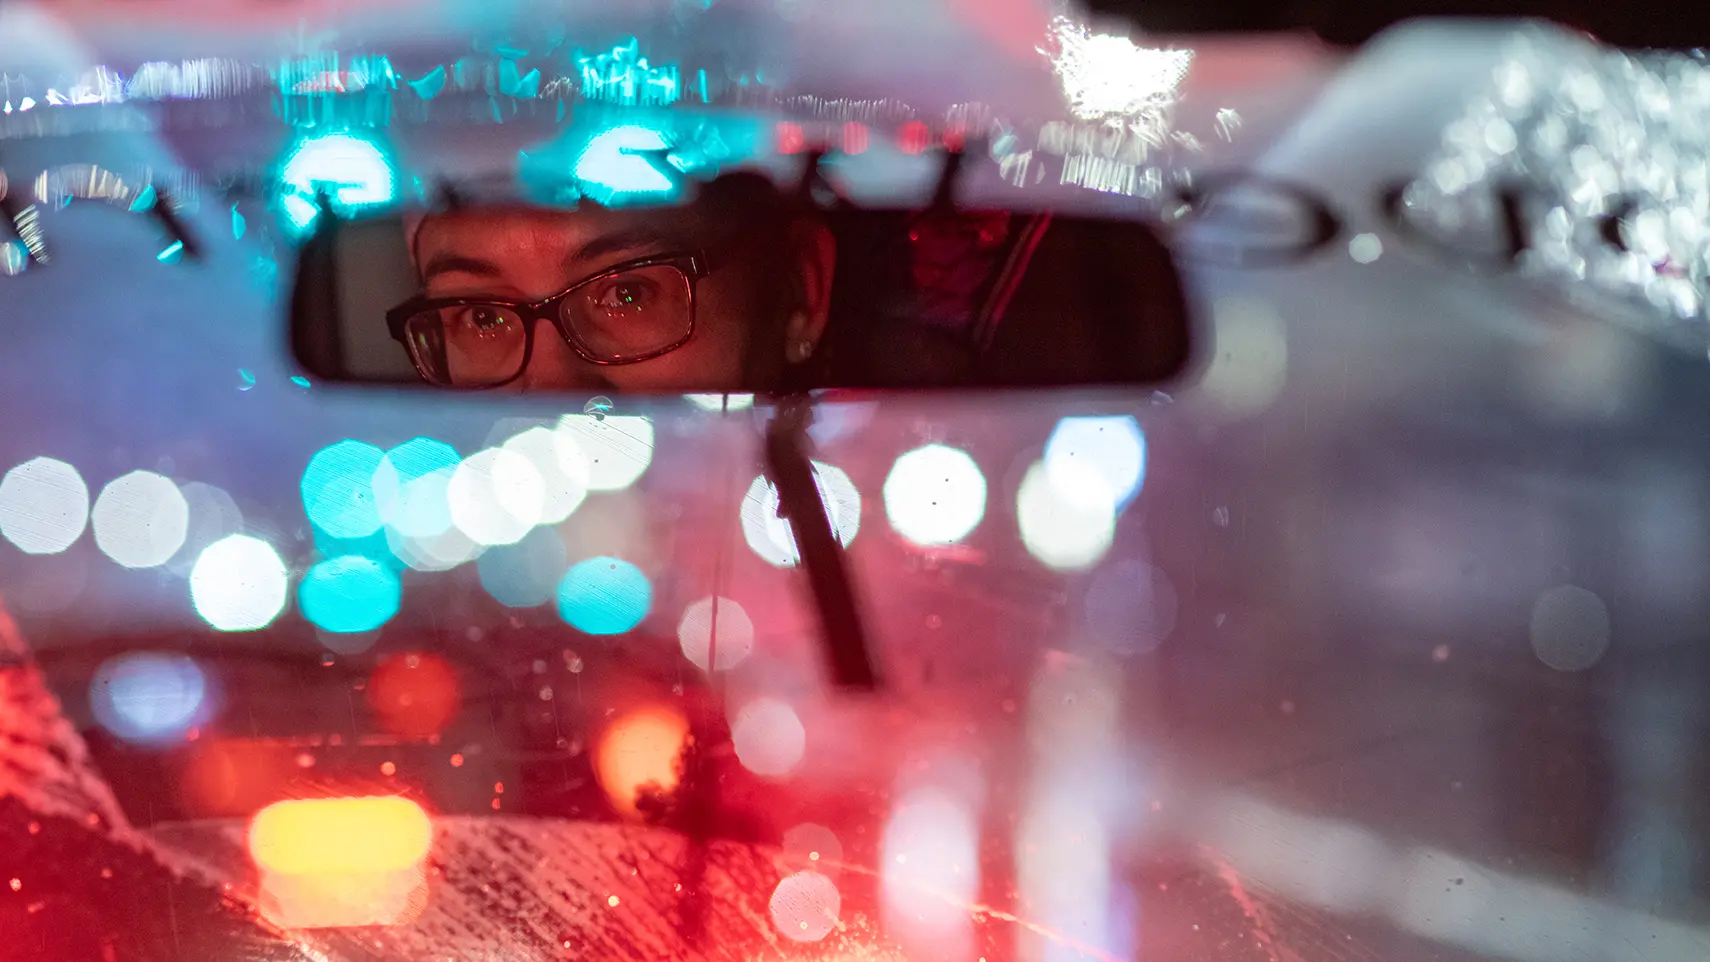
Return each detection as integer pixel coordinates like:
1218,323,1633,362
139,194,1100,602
521,316,612,391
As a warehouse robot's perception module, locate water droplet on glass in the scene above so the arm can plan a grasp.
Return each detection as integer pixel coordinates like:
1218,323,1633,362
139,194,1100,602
584,396,614,420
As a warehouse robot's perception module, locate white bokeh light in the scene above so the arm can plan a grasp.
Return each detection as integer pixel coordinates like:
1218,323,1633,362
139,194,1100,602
501,426,590,524
677,596,755,671
1044,15,1193,123
448,447,545,547
883,444,987,546
1197,296,1289,419
783,823,843,877
685,393,756,412
882,789,980,948
740,462,861,567
1044,416,1146,508
189,534,288,631
556,414,654,491
770,871,841,943
167,482,243,577
1530,584,1611,671
372,443,460,539
0,456,89,554
92,470,189,568
1017,459,1116,570
732,697,807,777
385,523,484,572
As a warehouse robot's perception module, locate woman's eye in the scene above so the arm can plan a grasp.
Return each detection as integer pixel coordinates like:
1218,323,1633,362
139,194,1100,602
454,306,512,338
591,278,655,311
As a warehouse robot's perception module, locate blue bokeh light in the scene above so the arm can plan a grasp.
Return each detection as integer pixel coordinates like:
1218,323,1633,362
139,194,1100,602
573,125,677,205
478,526,568,608
299,555,402,634
89,652,208,743
280,132,399,233
557,556,651,634
1082,558,1176,654
301,439,386,540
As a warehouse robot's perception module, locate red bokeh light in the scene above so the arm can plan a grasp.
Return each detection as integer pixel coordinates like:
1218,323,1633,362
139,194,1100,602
367,653,460,739
776,122,806,155
898,121,932,155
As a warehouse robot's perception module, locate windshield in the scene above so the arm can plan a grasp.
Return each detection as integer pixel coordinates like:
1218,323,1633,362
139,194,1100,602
6,4,1710,961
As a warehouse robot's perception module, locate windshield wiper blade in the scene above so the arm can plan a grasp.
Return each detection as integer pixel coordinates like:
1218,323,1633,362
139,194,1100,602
763,395,879,690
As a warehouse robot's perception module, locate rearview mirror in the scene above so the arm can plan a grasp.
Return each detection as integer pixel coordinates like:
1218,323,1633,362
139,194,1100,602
288,172,1193,395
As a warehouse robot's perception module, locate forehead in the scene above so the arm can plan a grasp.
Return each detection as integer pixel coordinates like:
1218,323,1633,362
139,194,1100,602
413,202,716,258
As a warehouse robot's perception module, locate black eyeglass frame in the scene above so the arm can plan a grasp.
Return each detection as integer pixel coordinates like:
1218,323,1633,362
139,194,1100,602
385,250,711,387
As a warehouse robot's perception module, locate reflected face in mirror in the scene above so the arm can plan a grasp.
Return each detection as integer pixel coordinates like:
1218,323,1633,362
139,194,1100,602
397,190,835,393
297,176,1195,394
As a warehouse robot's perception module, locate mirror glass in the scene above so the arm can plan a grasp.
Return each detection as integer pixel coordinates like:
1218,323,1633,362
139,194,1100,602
290,171,1193,395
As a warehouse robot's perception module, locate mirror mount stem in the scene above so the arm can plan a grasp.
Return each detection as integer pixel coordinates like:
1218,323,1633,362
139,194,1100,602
762,394,879,691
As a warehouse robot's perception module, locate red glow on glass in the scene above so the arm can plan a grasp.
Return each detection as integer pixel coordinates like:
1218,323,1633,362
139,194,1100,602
776,122,805,155
179,738,287,816
842,122,869,155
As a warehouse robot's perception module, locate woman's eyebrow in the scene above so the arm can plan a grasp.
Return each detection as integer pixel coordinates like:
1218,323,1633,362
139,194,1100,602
419,253,504,281
567,226,682,267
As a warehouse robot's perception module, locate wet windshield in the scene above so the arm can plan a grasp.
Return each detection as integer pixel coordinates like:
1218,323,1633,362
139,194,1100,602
5,4,1710,961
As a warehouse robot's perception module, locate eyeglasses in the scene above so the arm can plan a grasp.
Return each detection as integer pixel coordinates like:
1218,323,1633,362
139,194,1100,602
386,251,710,388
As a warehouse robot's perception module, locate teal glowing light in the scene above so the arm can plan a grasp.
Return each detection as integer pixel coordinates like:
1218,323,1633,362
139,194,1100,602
557,556,651,634
301,439,386,540
128,184,158,213
156,240,184,264
499,61,541,98
299,555,401,633
0,239,27,276
577,38,680,106
280,132,398,233
573,125,677,205
408,65,447,100
477,526,568,608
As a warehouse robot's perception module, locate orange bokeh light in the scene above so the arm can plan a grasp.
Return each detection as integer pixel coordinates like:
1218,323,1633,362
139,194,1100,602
594,705,689,818
367,652,460,738
248,796,433,929
179,737,289,816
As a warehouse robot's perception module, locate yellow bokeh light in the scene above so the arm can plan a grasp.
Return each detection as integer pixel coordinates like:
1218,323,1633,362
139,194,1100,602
248,796,432,876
